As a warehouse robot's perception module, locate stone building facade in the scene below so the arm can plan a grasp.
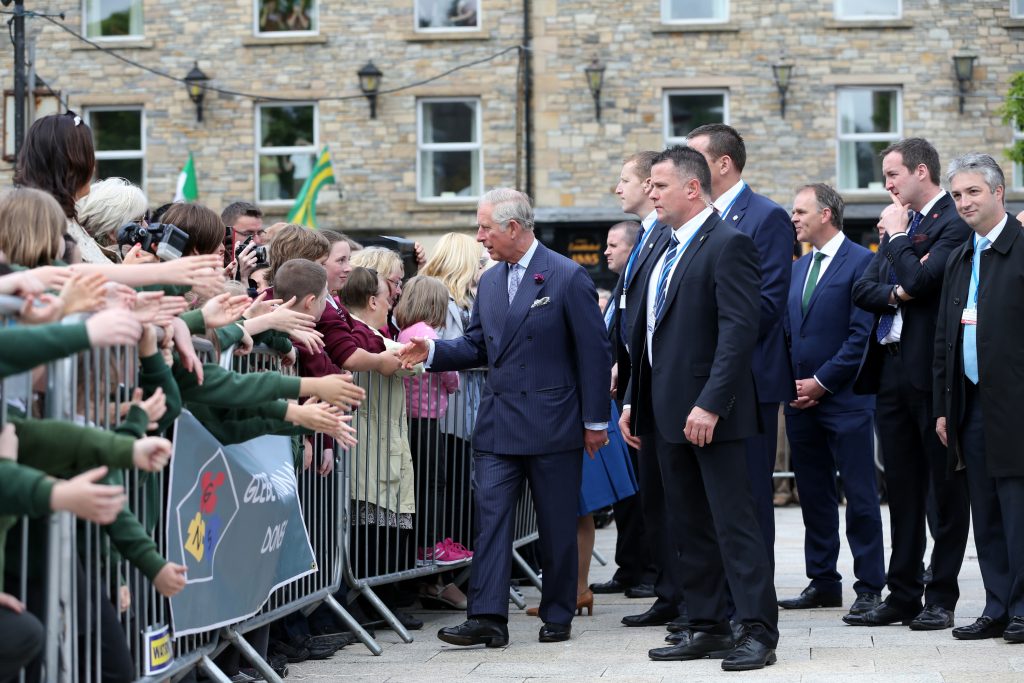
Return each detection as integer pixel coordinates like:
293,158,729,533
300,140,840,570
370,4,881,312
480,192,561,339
1,0,1022,283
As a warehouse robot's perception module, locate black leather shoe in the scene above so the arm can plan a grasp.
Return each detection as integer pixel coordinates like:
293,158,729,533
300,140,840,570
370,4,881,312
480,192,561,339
437,619,509,647
778,585,842,610
666,615,690,633
721,634,777,672
589,578,628,594
848,592,881,615
952,616,1008,640
538,622,571,642
624,583,656,599
842,600,917,626
1003,616,1024,643
909,604,954,631
648,631,734,661
622,605,677,627
665,629,691,644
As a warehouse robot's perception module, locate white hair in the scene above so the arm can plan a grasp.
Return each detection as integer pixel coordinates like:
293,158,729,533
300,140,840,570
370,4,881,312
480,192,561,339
480,187,534,232
76,177,148,242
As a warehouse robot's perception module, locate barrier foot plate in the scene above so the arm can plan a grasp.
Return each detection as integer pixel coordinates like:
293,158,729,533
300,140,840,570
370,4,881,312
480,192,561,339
198,655,233,683
325,594,384,655
509,586,526,609
592,548,608,566
359,585,414,644
511,549,543,591
223,627,284,683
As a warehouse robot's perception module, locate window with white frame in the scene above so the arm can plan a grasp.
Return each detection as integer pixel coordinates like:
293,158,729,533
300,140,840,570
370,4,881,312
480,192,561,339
256,103,317,202
1014,0,1024,18
85,107,144,187
835,0,900,20
662,0,727,23
84,0,143,38
417,98,481,201
256,0,317,34
417,0,479,30
663,91,728,147
836,88,901,191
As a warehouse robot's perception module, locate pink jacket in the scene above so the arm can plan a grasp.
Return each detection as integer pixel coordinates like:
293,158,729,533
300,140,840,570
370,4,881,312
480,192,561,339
397,322,460,419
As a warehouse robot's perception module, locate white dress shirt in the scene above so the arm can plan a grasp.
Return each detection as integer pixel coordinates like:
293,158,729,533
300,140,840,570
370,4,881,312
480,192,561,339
802,231,846,393
713,179,746,221
646,206,714,364
881,190,946,345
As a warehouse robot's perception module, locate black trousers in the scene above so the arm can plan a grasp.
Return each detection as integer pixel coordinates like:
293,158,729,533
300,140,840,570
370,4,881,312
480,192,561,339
637,436,683,615
410,418,447,550
876,351,969,611
654,430,779,647
0,604,43,683
961,382,1024,620
744,401,781,567
610,443,654,587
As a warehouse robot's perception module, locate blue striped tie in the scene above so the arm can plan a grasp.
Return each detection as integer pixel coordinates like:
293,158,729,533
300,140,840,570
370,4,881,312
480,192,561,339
654,234,680,323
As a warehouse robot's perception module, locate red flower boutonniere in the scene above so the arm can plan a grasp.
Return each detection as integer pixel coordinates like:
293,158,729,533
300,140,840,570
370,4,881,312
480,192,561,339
932,213,939,219
534,273,545,284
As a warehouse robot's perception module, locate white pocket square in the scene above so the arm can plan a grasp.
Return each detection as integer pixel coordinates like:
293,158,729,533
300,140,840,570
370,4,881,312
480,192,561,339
530,297,551,309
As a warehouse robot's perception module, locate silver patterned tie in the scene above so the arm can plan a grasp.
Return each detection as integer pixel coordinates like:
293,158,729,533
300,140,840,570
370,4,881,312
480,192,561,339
507,263,521,303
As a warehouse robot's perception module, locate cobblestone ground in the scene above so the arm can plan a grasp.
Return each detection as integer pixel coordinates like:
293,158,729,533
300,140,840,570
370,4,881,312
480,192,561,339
291,506,1024,682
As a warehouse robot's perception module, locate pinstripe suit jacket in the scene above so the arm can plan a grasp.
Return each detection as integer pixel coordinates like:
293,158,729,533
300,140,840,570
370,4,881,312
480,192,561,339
431,241,611,455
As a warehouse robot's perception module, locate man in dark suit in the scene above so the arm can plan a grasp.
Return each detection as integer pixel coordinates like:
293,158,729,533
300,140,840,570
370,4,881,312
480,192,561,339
601,153,685,629
778,183,885,617
620,145,778,670
934,153,1024,643
399,188,611,647
849,137,971,630
686,124,795,562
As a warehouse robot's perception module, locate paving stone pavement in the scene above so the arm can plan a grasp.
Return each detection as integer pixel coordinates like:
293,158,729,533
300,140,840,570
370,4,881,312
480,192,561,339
290,506,1024,681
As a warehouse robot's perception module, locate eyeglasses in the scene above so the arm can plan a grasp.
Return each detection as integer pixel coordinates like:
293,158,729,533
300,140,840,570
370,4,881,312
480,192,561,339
230,227,267,238
386,276,403,290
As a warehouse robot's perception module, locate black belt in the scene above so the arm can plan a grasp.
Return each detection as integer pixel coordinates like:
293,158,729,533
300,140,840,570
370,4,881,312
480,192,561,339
883,342,901,356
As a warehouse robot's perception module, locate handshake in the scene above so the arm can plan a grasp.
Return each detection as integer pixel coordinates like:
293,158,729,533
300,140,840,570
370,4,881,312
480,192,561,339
396,337,432,370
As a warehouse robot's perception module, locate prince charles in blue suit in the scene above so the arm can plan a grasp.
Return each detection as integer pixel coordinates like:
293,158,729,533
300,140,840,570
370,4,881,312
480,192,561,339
401,188,611,647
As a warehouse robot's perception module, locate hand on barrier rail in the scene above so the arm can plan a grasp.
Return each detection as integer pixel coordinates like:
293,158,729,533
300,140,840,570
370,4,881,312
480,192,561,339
289,327,326,355
86,308,144,347
58,271,109,315
153,563,188,597
319,447,335,476
0,423,16,460
124,387,167,431
202,292,251,330
281,348,297,368
0,270,45,297
398,337,430,369
171,317,204,385
121,243,159,265
17,293,64,325
286,398,358,449
302,438,314,470
0,592,27,614
234,328,254,356
119,585,131,613
132,436,173,472
376,349,405,376
50,466,126,525
301,373,365,410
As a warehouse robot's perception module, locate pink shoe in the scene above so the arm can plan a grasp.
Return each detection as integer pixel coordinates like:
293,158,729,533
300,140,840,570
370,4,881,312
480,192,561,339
417,541,463,566
442,538,474,561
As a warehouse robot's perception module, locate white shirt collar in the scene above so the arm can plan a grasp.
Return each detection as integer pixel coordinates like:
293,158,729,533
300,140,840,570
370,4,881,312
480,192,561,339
713,179,746,215
673,206,715,240
978,213,1009,248
918,189,946,217
512,236,539,271
642,209,659,230
813,230,846,259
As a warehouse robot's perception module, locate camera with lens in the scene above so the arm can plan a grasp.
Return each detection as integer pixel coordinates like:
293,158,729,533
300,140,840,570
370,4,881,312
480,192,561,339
116,222,189,261
235,234,268,267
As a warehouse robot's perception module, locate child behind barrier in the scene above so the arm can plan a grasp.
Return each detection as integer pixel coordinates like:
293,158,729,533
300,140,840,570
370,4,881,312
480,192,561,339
395,275,470,610
340,267,423,631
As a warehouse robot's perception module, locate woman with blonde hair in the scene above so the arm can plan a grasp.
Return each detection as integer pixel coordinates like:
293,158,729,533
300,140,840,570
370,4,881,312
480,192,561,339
350,246,405,337
75,178,149,262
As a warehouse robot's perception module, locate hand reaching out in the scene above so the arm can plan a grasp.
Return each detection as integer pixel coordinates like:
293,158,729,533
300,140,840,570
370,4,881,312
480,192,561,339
153,563,187,597
398,337,430,369
201,292,251,330
50,467,126,525
86,308,143,348
0,424,18,461
59,271,108,315
132,436,173,472
18,294,64,324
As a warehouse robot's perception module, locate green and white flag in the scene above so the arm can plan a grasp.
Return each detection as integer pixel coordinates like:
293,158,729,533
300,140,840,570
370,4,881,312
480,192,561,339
173,153,199,203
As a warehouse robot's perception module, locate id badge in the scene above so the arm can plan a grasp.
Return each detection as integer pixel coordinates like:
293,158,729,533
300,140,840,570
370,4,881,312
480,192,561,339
961,308,978,325
619,293,627,309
